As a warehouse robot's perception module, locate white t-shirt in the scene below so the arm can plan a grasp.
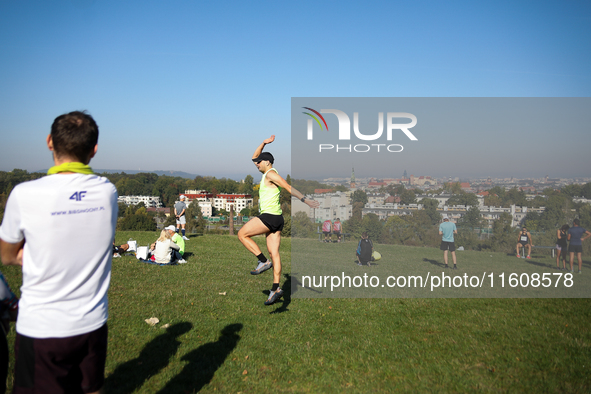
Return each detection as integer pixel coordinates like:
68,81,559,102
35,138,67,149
0,173,118,338
153,239,180,264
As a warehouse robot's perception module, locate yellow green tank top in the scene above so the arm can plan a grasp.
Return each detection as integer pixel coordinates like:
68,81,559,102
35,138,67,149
259,168,282,215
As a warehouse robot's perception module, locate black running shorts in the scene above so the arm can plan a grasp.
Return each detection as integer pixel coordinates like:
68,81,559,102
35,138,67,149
440,241,456,252
258,213,285,233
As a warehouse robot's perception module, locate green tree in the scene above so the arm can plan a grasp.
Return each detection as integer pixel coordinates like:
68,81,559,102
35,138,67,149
185,202,207,234
491,212,515,252
351,190,368,205
447,193,479,207
291,212,315,238
461,206,482,228
118,213,156,231
421,198,441,225
399,189,416,205
361,213,382,241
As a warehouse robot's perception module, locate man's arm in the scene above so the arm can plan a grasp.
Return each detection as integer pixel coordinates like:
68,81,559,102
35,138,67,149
252,135,275,160
265,170,320,208
582,230,591,241
0,239,25,266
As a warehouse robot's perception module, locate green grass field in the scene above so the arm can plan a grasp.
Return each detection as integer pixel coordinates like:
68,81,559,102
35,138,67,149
2,233,591,393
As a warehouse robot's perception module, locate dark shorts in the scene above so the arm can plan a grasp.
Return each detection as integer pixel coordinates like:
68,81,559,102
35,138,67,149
440,241,456,252
14,324,108,394
323,231,331,235
258,214,284,233
519,241,529,246
569,244,583,253
334,231,341,236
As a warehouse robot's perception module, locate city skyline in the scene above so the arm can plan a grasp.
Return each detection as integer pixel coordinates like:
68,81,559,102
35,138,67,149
1,1,590,180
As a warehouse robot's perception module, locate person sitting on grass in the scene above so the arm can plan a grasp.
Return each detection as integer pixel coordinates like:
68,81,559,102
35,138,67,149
356,232,373,266
516,227,533,259
113,241,129,258
149,229,183,265
164,225,186,261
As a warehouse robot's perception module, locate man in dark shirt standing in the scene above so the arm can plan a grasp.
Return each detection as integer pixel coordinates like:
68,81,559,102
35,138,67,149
568,219,591,273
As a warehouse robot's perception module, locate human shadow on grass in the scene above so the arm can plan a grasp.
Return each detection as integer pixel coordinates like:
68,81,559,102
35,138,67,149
288,273,323,296
155,323,243,394
263,274,293,314
423,258,446,268
104,322,193,394
520,258,549,268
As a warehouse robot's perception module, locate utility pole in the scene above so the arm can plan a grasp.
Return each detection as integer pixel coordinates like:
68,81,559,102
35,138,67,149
229,204,234,235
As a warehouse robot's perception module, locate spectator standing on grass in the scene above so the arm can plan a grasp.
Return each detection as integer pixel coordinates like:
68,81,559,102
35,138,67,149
322,219,332,242
556,224,569,270
439,216,458,269
567,219,591,274
515,227,533,259
175,195,190,240
237,135,319,305
0,111,117,394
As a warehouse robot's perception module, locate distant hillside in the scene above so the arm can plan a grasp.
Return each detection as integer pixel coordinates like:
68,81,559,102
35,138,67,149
95,169,200,179
35,169,200,179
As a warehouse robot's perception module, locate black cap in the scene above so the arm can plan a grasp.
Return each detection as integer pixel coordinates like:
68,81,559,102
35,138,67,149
252,152,274,164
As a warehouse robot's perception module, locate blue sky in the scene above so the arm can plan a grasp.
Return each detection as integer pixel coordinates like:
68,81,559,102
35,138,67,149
1,1,590,180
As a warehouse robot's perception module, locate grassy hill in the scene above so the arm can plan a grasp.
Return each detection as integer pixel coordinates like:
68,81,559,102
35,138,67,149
2,234,590,392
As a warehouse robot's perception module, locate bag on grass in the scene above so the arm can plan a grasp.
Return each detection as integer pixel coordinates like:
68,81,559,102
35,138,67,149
127,238,137,253
136,246,149,260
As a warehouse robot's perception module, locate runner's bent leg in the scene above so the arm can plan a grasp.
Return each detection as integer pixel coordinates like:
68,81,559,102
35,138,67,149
266,231,282,284
238,218,270,256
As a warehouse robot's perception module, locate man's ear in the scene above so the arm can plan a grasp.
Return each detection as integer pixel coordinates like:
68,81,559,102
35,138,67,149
47,134,54,151
89,144,98,160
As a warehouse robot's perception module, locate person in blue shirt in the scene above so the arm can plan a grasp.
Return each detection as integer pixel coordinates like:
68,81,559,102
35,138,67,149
439,216,458,269
567,219,591,273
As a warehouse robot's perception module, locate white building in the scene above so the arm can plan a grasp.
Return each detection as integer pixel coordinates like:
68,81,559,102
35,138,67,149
117,195,162,208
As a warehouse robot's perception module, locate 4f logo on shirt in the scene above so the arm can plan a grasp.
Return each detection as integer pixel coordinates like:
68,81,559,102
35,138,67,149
69,191,87,201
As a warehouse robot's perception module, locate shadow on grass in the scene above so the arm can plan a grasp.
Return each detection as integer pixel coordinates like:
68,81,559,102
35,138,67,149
289,273,323,296
104,321,193,394
423,258,445,268
522,258,551,268
268,274,293,314
156,323,243,393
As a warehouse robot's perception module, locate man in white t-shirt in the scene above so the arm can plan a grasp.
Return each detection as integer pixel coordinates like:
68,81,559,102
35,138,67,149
0,111,117,394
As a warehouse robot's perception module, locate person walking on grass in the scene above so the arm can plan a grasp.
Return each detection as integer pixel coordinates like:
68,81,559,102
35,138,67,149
439,216,458,269
238,135,319,305
568,219,591,274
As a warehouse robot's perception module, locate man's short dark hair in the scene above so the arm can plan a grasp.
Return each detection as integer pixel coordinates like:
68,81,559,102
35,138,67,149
51,111,99,163
574,218,580,226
